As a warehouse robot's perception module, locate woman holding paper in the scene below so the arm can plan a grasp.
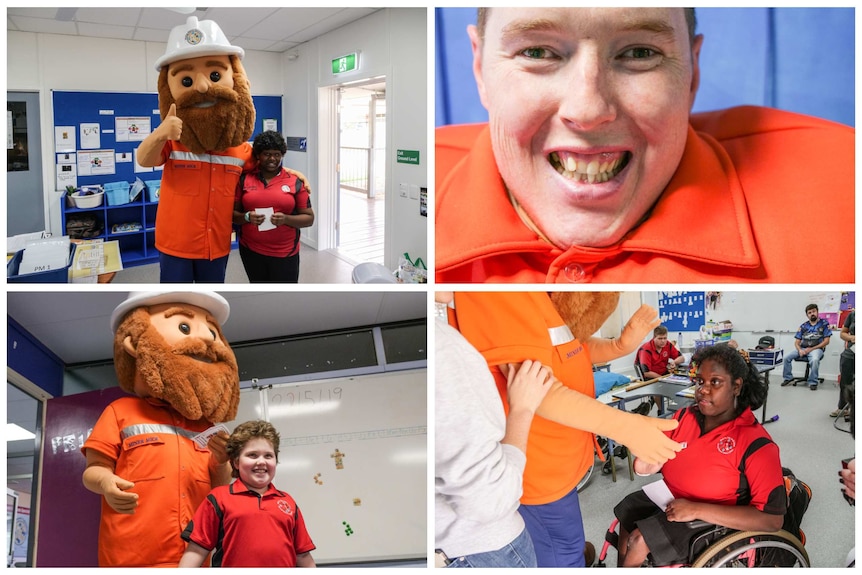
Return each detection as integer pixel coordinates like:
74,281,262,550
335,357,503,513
233,131,314,283
613,344,786,567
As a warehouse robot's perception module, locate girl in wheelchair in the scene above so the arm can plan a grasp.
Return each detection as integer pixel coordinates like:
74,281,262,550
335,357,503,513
612,344,787,567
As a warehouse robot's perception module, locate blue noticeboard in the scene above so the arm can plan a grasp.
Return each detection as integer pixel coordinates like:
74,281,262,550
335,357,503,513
658,291,706,332
52,90,282,189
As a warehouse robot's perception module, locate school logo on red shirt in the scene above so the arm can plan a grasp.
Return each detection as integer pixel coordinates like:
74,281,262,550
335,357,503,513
277,500,292,515
717,437,736,454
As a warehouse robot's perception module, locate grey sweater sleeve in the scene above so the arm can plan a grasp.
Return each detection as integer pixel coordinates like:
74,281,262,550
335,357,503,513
434,322,526,556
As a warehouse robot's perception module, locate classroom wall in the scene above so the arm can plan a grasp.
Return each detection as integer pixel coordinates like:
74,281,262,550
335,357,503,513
282,8,427,269
7,8,428,270
606,293,845,381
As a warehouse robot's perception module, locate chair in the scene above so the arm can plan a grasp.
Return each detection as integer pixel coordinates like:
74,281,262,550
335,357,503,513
788,356,825,386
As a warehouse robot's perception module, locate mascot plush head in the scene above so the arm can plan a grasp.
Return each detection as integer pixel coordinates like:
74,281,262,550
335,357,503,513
111,291,240,424
155,16,255,154
549,292,620,342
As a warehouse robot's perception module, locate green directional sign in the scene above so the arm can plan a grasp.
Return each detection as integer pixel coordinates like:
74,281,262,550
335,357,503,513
332,53,358,74
397,149,420,165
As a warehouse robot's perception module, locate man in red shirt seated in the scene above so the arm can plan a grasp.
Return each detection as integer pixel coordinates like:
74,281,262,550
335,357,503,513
635,326,684,414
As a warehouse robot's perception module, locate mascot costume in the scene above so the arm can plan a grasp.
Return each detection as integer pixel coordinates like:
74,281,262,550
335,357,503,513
82,292,240,567
137,16,305,283
451,292,682,567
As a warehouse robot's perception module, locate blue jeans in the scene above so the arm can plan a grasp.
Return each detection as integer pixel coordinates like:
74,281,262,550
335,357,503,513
782,348,825,386
445,527,537,568
518,485,585,567
159,252,229,283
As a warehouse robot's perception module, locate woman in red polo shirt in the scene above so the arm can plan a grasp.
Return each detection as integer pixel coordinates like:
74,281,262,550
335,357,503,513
233,131,314,282
614,344,786,567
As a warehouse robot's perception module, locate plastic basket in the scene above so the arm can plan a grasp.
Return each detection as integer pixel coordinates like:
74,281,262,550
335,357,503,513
70,190,104,208
145,179,162,202
104,181,132,206
7,244,76,283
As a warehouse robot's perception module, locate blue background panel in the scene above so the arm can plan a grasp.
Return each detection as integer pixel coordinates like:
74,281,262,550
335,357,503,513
435,8,855,128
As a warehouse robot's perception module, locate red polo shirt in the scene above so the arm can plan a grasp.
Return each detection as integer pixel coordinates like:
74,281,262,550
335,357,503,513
182,481,315,567
155,140,255,260
436,106,854,283
661,407,786,515
637,339,682,376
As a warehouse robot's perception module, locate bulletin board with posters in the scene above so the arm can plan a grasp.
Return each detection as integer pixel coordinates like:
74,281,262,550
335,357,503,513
51,90,282,190
228,369,427,565
658,291,706,332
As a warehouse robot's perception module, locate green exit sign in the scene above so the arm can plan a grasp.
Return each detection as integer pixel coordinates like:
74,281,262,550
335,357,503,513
397,149,420,165
332,53,358,74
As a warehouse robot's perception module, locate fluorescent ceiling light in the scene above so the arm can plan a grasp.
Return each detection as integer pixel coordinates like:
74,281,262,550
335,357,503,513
7,423,35,442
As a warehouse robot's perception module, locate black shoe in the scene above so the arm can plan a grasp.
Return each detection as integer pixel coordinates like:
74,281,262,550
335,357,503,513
601,460,613,475
781,380,792,387
809,385,818,391
632,402,652,416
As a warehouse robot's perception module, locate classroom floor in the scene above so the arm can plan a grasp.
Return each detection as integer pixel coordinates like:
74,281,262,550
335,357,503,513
583,377,855,568
110,245,358,284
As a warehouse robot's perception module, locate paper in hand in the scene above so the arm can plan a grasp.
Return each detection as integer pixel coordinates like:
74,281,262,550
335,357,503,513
643,479,675,511
192,423,230,449
257,207,276,231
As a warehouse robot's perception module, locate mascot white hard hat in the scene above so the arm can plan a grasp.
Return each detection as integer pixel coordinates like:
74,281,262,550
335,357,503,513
111,291,231,333
154,16,244,71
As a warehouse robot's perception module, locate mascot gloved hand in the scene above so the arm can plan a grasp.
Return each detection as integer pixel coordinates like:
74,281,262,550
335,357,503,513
453,292,682,467
81,292,240,567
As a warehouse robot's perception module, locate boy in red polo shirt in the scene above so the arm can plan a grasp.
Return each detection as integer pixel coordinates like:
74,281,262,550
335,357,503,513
179,421,316,567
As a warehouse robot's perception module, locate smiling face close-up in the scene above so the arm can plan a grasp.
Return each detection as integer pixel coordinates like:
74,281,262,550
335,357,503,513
235,437,278,494
470,7,702,248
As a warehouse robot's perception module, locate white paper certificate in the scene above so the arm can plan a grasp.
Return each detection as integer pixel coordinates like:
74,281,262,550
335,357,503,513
643,479,675,511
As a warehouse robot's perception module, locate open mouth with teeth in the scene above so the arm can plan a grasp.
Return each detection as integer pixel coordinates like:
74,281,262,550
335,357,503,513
549,151,631,184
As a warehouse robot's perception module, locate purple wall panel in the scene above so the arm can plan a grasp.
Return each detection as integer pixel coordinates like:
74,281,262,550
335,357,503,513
36,386,130,567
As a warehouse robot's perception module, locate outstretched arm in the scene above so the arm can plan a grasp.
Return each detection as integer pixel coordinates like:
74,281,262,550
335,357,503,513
536,378,681,465
588,304,660,363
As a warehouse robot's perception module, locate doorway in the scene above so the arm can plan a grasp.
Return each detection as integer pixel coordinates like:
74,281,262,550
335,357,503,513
6,381,42,567
334,80,386,265
7,92,45,236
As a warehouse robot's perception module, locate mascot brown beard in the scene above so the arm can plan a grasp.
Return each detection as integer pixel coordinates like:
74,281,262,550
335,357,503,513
114,306,239,423
157,54,255,155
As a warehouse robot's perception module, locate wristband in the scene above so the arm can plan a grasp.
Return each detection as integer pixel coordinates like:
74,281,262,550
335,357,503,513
244,211,251,223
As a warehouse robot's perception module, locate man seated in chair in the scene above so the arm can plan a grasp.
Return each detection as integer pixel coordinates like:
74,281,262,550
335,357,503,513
635,326,684,413
781,304,832,390
614,345,786,567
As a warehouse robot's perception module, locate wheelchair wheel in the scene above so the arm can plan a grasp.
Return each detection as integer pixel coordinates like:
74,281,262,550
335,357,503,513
690,529,810,568
576,457,595,492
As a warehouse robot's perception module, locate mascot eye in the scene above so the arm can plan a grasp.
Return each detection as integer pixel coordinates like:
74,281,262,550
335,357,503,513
179,322,191,335
210,71,221,82
209,328,217,341
181,76,193,88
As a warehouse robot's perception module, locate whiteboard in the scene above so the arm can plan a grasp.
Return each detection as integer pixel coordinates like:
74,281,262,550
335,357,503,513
704,292,843,332
229,370,427,565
